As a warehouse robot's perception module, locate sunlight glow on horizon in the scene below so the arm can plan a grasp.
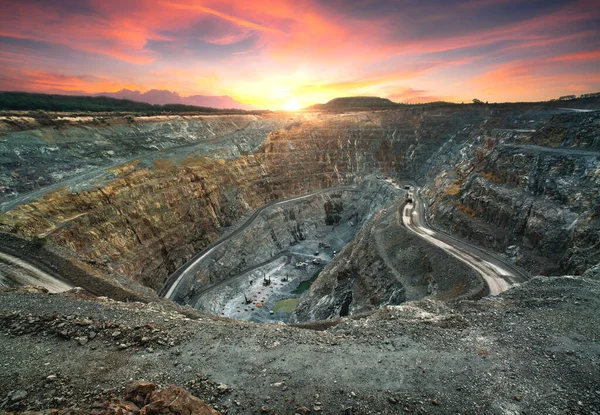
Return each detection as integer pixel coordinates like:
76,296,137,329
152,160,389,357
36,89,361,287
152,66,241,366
0,0,598,109
282,97,302,111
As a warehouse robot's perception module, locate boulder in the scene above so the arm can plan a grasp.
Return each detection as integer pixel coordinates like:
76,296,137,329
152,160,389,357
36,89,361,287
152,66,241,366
140,385,220,415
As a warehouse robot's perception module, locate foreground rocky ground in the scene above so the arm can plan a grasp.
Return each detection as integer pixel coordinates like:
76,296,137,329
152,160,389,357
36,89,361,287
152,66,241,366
1,274,599,414
3,380,220,414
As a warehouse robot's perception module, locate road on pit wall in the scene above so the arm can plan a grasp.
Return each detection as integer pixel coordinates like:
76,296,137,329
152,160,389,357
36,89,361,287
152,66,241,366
0,120,283,214
0,250,72,293
402,188,529,295
160,186,358,300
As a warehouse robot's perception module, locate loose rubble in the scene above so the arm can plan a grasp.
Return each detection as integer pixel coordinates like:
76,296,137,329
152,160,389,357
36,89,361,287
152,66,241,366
1,275,599,414
2,380,219,415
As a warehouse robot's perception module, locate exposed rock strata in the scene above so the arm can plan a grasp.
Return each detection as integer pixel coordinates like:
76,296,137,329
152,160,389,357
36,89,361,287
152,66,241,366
0,109,488,293
0,105,598,311
423,113,599,275
172,179,402,304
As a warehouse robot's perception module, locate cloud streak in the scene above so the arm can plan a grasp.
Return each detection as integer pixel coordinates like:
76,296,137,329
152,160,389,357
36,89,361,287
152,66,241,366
162,2,285,35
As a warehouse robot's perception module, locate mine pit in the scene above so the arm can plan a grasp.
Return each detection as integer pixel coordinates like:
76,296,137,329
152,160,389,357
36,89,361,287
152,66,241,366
0,99,598,413
196,248,328,322
164,178,404,322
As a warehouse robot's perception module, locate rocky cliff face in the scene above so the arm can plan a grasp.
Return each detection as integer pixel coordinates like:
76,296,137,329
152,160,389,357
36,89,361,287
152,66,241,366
423,112,599,276
0,109,483,294
172,179,402,304
290,107,598,321
0,114,291,211
526,112,600,149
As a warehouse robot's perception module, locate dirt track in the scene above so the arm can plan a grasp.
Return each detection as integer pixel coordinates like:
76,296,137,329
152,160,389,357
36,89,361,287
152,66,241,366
0,251,72,292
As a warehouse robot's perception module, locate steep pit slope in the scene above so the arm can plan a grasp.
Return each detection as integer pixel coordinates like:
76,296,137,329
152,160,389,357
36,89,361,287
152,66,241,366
291,199,484,322
0,113,314,292
0,114,291,212
423,111,599,275
0,108,485,294
2,103,596,303
289,104,598,321
1,275,599,414
525,111,600,148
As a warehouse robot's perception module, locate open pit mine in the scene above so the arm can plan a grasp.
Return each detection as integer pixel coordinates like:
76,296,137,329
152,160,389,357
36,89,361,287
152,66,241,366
0,96,599,414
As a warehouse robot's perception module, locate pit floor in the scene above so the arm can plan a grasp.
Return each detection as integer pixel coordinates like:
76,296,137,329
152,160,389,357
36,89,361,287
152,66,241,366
194,240,337,323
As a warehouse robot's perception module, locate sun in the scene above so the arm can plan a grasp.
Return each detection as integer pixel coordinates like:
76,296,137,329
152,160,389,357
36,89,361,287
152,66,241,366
282,97,302,111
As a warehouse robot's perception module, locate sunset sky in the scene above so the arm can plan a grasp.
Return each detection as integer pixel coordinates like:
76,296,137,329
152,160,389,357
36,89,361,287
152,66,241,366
0,0,599,109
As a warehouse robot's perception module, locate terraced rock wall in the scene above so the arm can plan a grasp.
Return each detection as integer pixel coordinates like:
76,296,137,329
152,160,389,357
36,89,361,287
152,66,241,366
172,179,402,304
2,106,597,300
290,200,484,322
3,110,479,291
424,112,600,275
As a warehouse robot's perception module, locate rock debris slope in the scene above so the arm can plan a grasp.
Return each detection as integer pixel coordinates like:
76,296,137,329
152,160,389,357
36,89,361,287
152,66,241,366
0,275,599,414
290,200,485,322
423,111,599,276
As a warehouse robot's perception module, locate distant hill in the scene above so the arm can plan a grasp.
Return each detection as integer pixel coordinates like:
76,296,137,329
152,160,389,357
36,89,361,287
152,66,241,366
0,92,252,113
97,89,255,110
308,96,397,110
309,93,600,111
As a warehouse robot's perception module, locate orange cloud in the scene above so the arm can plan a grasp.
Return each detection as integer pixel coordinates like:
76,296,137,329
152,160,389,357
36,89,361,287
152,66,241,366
549,50,600,62
0,67,142,94
469,57,600,101
0,3,159,65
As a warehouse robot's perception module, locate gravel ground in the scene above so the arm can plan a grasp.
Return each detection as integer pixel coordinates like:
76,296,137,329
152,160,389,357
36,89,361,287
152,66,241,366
1,275,599,415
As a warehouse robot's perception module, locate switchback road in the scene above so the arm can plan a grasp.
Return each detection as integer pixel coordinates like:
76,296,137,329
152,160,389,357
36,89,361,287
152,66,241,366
402,189,528,295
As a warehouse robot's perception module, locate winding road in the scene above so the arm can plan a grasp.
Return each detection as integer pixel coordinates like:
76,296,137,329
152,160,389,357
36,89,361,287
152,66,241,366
402,188,528,295
160,186,357,300
1,182,528,300
501,144,600,157
166,181,529,302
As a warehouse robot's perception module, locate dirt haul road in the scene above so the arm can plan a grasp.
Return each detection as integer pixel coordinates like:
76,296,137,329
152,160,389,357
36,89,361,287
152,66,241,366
402,188,528,295
0,251,72,292
161,186,357,300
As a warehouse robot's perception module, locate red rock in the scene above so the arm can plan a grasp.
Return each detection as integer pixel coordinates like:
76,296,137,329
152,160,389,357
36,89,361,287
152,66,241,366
140,385,220,415
125,380,156,407
105,399,140,415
